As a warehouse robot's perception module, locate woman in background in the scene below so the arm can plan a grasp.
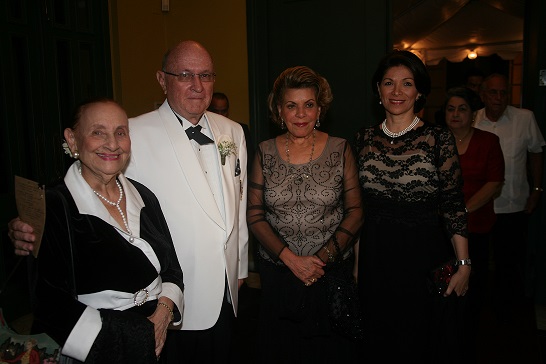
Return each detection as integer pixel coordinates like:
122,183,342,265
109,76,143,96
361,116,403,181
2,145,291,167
445,86,504,362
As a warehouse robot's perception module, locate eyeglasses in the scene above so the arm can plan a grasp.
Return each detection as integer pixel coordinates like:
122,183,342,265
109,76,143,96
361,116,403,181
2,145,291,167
486,89,508,97
163,70,216,82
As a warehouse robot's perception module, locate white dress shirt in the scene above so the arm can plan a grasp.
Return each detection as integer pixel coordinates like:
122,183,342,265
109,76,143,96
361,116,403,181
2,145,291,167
474,105,545,213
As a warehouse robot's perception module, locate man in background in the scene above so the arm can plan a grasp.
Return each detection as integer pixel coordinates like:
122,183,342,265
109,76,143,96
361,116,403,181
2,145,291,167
474,73,545,321
208,91,255,166
208,92,231,117
464,67,485,94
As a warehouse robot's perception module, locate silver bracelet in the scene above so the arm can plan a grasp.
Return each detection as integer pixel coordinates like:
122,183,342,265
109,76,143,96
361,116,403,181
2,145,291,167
455,258,472,266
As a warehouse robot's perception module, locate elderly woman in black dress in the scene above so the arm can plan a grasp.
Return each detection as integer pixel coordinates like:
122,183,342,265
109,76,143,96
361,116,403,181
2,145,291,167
32,99,184,363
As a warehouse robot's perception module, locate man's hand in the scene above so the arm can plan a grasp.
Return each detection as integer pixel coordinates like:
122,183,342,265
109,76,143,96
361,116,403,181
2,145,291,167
525,190,542,214
7,217,36,256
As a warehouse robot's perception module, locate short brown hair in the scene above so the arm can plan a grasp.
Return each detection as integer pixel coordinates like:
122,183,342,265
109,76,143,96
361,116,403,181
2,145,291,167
267,66,333,127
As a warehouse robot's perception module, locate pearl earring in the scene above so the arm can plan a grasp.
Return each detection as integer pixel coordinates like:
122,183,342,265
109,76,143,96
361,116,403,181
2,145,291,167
73,151,80,159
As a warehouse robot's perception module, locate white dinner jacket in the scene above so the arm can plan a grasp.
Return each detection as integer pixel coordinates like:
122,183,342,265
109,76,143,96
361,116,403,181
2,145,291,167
125,100,248,330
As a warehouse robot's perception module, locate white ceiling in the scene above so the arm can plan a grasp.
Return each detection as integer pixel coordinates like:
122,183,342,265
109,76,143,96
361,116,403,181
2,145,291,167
393,0,525,65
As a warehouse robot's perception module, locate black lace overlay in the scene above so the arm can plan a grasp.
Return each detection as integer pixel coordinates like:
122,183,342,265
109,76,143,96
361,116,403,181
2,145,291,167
355,122,467,238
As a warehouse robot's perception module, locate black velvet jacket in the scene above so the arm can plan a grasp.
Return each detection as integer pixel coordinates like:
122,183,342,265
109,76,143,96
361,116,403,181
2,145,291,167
32,176,183,363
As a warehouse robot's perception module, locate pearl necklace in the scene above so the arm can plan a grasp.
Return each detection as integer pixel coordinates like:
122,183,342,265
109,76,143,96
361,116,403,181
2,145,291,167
93,180,132,235
286,129,316,179
382,116,420,144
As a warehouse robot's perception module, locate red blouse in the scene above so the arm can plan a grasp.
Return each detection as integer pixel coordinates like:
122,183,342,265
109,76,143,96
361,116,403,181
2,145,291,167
459,128,505,233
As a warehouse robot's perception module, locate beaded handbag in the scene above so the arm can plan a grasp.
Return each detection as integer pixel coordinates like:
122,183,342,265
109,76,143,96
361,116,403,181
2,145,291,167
428,259,458,295
324,257,364,341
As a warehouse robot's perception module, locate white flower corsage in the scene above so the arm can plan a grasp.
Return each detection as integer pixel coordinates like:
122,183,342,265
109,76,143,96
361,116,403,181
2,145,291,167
62,140,73,158
217,135,237,165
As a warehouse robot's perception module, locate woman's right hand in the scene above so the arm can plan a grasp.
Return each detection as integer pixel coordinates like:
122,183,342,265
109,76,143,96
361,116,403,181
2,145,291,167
7,217,36,256
148,299,174,358
280,248,325,286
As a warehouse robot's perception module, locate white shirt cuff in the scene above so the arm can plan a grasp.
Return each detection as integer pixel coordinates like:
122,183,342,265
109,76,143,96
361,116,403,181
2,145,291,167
61,306,102,361
160,282,184,326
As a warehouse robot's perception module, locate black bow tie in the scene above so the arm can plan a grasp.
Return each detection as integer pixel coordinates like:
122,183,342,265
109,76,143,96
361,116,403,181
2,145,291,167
185,125,214,145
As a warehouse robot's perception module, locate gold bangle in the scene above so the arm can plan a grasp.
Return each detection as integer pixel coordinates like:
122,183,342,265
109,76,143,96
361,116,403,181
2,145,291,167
157,302,174,321
323,245,335,262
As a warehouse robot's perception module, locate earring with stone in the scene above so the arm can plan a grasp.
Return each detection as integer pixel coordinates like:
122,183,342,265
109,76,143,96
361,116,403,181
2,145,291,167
280,119,285,130
315,119,321,128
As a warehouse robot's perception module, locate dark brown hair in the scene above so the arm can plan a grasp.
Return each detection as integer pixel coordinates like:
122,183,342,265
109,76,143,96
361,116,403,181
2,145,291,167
372,50,431,113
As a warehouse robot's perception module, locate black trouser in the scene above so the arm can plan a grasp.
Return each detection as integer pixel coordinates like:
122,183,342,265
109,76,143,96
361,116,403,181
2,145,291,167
491,212,529,315
159,288,236,364
465,231,491,363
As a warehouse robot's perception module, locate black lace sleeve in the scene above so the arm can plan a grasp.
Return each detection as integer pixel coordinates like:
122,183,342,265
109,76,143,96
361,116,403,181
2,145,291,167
315,141,364,263
247,144,288,261
434,127,468,238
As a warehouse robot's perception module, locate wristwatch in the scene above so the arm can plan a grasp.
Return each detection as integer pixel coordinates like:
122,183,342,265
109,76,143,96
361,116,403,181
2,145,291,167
455,258,472,266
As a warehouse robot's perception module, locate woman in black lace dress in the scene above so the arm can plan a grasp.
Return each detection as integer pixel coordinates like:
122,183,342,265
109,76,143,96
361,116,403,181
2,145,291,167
247,66,363,363
355,51,470,363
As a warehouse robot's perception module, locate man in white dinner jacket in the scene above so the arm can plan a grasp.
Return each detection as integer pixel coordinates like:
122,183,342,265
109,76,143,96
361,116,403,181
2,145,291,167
129,40,248,362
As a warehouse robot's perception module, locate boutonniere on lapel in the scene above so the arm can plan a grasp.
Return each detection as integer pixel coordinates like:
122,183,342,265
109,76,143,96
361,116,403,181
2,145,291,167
217,135,237,166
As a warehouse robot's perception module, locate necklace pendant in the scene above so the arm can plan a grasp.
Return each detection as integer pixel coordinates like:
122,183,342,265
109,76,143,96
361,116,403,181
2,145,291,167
390,139,394,144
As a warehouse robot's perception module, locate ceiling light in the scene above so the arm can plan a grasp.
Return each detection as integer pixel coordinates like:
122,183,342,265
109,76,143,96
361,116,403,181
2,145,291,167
468,50,478,59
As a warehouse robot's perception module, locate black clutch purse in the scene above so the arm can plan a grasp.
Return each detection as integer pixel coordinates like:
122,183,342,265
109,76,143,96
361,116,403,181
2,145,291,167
428,259,458,295
324,258,364,341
